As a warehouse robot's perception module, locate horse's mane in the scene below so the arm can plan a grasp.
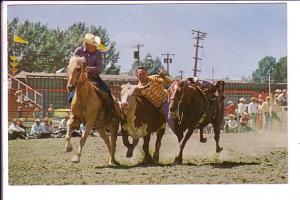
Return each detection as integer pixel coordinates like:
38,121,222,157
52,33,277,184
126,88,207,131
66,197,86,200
68,56,85,69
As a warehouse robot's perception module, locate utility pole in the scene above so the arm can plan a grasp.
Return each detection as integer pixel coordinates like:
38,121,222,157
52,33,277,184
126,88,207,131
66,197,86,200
212,67,214,82
133,44,144,66
161,53,175,75
179,70,184,80
192,30,207,77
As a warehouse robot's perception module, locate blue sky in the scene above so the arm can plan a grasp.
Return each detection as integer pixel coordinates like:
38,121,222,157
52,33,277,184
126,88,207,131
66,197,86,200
7,2,287,79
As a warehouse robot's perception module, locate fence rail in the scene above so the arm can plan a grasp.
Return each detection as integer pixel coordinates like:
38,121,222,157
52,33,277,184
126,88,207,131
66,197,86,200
8,74,43,109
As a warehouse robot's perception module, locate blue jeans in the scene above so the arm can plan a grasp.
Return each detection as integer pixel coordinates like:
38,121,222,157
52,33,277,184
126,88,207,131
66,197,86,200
67,76,111,104
159,102,175,133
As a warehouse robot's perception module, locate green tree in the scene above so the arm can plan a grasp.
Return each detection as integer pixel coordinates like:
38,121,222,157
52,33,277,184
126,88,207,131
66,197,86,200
129,53,163,75
104,63,121,75
251,56,276,83
251,56,287,83
7,18,121,73
272,56,287,83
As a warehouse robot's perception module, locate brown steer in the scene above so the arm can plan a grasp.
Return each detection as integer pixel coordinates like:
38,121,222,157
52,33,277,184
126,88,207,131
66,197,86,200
120,83,166,164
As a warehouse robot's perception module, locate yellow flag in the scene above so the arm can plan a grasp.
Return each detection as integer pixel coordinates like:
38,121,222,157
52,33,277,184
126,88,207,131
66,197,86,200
10,61,18,67
11,66,18,74
10,56,17,60
14,34,28,44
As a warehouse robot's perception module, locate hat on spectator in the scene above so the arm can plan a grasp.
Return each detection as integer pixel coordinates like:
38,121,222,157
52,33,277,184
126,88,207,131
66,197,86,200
227,100,233,104
275,89,281,93
250,97,257,101
239,97,245,102
243,112,249,116
35,118,41,122
229,114,235,118
18,118,24,122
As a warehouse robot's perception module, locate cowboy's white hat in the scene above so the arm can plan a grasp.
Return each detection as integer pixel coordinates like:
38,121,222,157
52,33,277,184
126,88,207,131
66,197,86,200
79,33,98,47
239,97,245,102
95,36,108,52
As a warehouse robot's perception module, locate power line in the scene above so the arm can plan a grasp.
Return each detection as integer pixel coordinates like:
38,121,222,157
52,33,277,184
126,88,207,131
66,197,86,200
161,53,175,75
179,70,184,80
192,29,207,77
132,44,144,66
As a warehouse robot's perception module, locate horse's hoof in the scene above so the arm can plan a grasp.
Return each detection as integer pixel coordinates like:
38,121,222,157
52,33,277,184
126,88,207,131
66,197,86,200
64,146,73,152
216,147,223,153
109,159,120,166
71,155,80,163
200,138,207,143
174,157,182,164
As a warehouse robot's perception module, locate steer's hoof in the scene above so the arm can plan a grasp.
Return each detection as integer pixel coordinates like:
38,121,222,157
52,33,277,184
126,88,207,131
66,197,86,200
216,147,223,153
200,137,207,143
71,155,80,163
64,145,73,152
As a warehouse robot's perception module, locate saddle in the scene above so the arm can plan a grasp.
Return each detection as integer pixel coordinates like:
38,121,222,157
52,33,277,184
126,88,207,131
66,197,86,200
185,77,219,101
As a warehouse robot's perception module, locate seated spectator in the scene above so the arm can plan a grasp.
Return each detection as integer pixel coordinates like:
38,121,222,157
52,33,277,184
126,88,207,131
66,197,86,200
15,90,23,104
17,105,23,118
47,104,54,118
23,95,32,107
225,114,239,133
59,116,68,134
40,117,55,138
29,118,43,139
239,112,251,132
8,118,27,140
33,107,42,119
72,123,84,137
226,101,236,117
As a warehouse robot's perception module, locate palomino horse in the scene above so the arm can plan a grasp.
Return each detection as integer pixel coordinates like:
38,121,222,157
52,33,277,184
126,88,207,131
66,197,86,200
65,56,120,165
120,83,166,164
167,80,225,164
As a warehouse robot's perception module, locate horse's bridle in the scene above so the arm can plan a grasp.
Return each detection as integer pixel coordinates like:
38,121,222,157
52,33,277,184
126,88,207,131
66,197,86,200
74,62,89,88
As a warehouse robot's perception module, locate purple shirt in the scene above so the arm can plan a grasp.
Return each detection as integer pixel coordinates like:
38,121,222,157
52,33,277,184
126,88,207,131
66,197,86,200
73,46,104,76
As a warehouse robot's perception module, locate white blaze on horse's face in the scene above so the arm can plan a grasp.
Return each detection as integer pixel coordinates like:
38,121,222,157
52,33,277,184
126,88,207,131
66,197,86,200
168,81,181,116
120,84,139,110
67,56,85,92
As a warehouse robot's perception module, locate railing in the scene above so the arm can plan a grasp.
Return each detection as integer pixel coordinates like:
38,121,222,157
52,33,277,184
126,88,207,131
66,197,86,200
8,74,43,109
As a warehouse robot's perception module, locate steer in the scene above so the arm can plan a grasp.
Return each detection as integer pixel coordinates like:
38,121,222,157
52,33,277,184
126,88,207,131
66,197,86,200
120,83,166,164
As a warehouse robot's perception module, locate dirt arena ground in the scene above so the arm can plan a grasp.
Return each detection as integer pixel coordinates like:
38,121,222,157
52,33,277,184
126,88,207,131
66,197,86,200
8,124,287,185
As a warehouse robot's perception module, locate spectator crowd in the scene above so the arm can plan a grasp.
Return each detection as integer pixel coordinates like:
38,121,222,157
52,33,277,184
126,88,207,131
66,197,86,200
224,89,287,133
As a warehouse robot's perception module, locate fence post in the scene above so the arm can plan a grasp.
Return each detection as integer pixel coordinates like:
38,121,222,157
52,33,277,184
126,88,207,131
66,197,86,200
41,91,45,118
